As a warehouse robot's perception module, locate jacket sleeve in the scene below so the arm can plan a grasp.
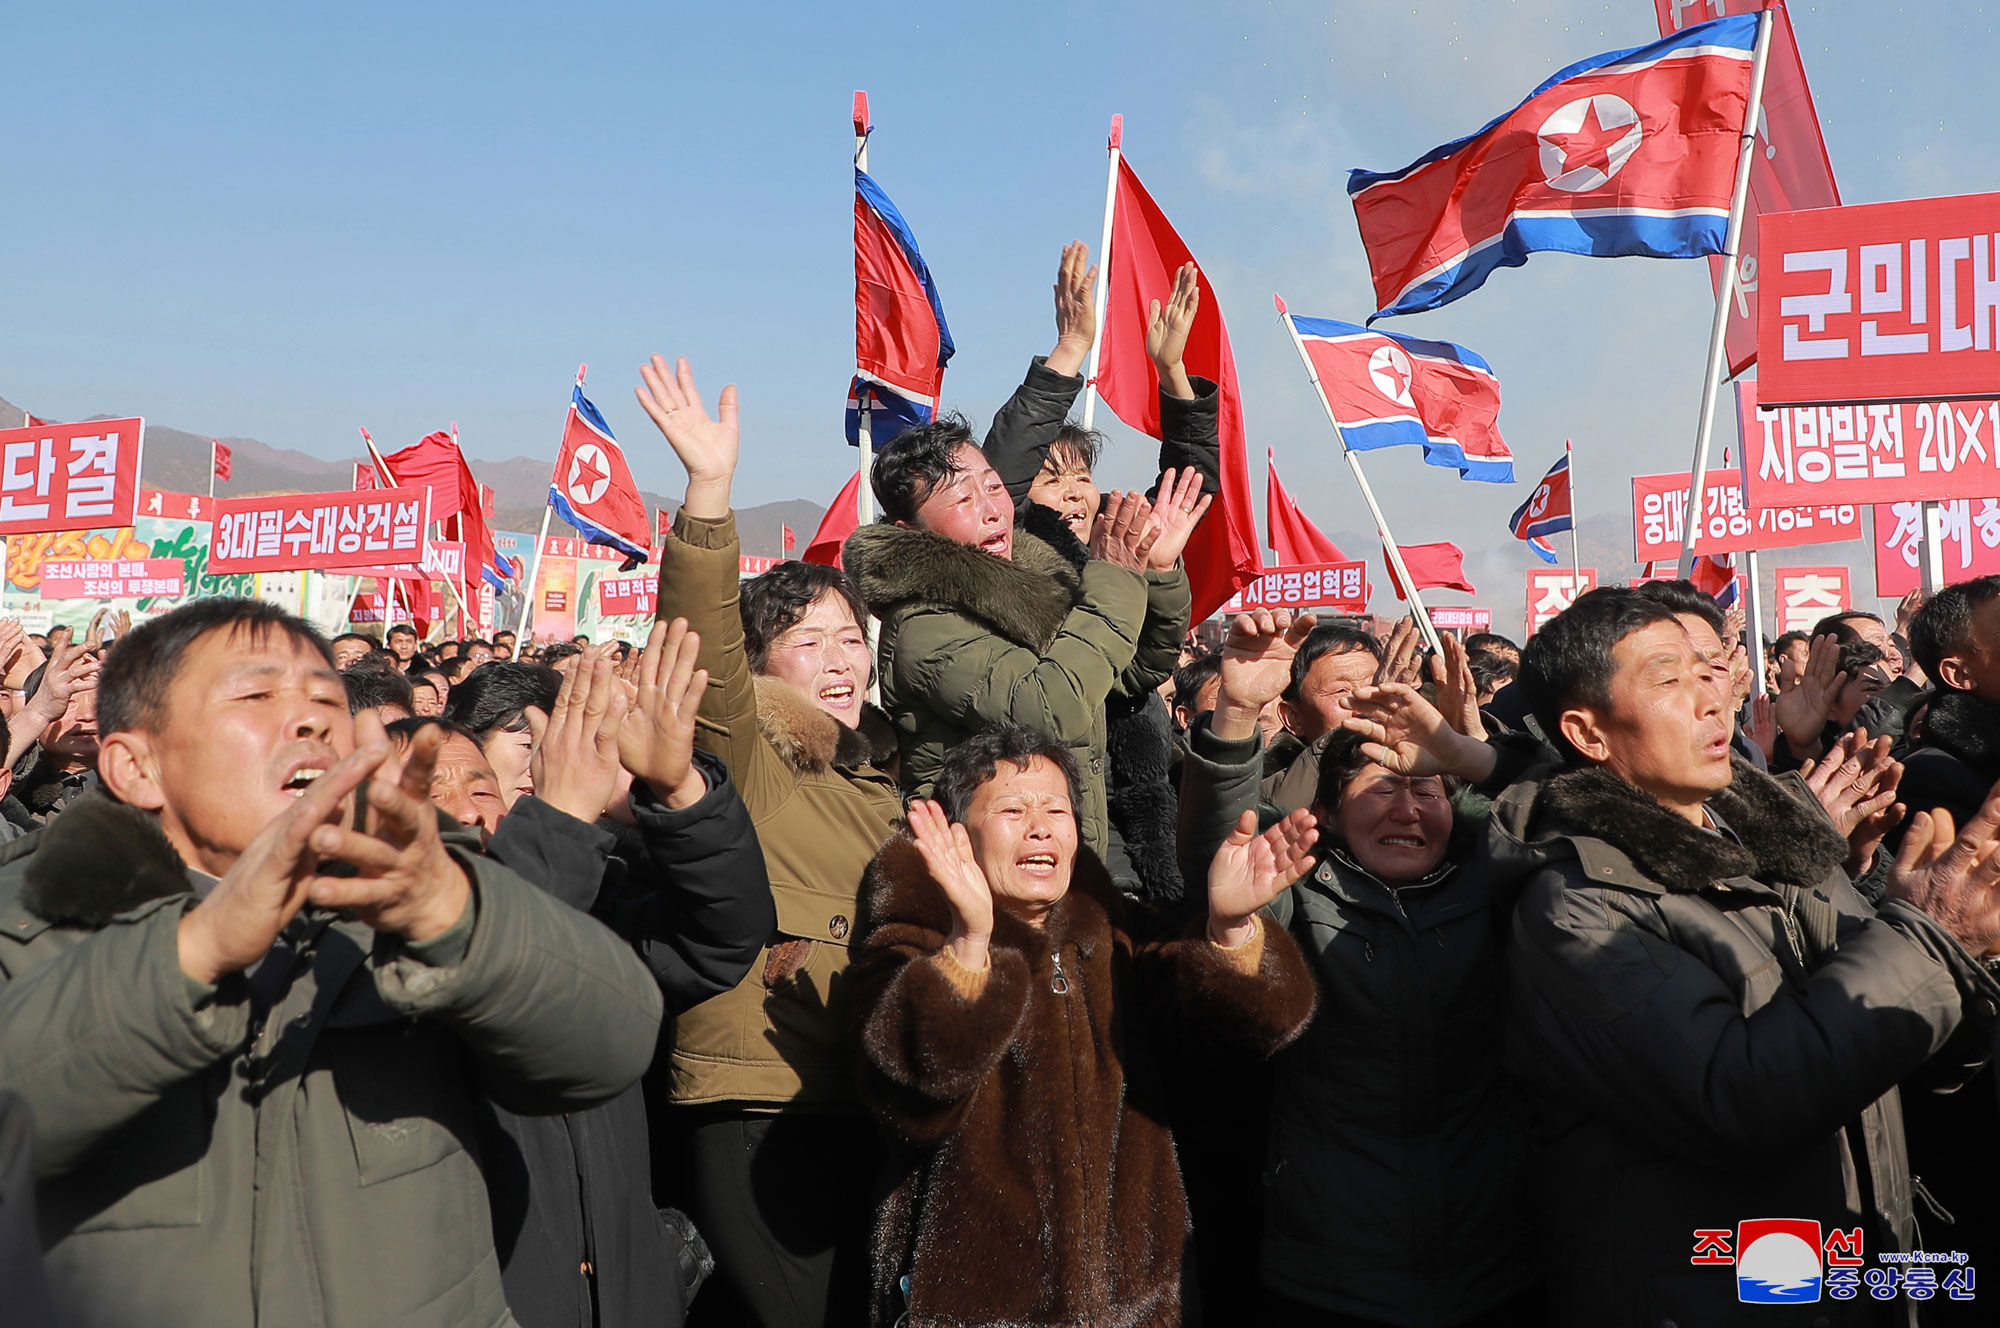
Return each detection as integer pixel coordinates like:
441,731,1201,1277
1176,714,1268,893
1144,916,1318,1059
983,356,1087,504
371,847,665,1115
599,751,777,1013
0,901,253,1178
485,794,614,913
1157,376,1221,496
895,561,1148,742
1506,868,1989,1171
656,509,798,818
1120,567,1193,699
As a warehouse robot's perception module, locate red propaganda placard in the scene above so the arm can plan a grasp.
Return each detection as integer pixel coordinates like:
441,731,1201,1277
138,489,214,523
0,417,145,536
1526,568,1597,637
1774,566,1852,633
40,557,187,600
1871,498,2000,596
1429,606,1492,632
210,487,431,575
346,539,466,585
1737,377,2000,508
1220,561,1369,615
1631,466,1860,561
598,574,657,618
1758,191,2000,407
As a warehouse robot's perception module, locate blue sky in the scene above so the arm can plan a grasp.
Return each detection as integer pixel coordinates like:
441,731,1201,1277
7,1,1995,619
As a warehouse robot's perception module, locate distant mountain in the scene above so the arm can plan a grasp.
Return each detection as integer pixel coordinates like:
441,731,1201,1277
0,395,825,555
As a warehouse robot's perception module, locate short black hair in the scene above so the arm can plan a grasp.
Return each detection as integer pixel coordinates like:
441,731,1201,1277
740,561,870,671
1837,639,1885,687
383,715,481,753
870,411,977,524
1044,424,1104,474
465,638,493,652
99,599,334,737
1769,630,1811,660
1462,632,1519,658
385,623,417,642
1633,578,1727,638
1518,587,1680,755
345,650,401,674
1310,726,1461,819
344,667,415,715
443,660,562,739
1909,576,2000,685
1171,653,1222,716
330,632,373,652
1810,610,1882,644
1284,625,1385,705
1468,651,1517,696
932,724,1083,824
538,641,583,667
493,629,516,643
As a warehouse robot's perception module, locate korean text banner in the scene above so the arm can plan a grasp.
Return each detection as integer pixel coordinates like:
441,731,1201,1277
1775,566,1852,633
0,418,144,536
1737,378,2000,508
1631,467,1860,562
597,574,657,618
210,487,430,574
1221,562,1370,615
1872,498,2000,596
1430,606,1493,631
41,558,187,601
1527,568,1597,636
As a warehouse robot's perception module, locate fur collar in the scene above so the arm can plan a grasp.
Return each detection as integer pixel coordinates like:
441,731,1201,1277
1915,688,2000,781
1536,755,1847,894
21,789,192,927
861,827,1119,957
753,675,898,775
843,511,1083,654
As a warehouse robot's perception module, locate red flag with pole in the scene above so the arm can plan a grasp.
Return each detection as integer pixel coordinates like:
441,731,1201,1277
804,473,861,568
1266,449,1348,564
1385,541,1476,599
782,524,797,554
212,440,233,483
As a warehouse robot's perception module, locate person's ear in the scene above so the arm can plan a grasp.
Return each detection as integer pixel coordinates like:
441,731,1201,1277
1557,706,1614,765
1278,697,1306,739
97,731,166,811
1935,653,1975,693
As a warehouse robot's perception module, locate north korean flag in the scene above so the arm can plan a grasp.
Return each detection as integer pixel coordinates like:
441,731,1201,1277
549,384,651,567
1286,308,1512,483
848,168,954,446
1348,14,1758,318
1509,452,1572,564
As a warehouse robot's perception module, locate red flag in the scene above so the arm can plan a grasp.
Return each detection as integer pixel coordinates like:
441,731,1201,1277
782,524,797,553
355,462,378,491
1096,152,1261,618
384,431,498,599
1266,450,1347,564
25,415,53,428
1386,541,1476,599
212,440,233,482
804,473,861,568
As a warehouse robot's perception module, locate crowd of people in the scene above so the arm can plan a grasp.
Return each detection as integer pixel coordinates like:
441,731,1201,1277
3,256,2000,1328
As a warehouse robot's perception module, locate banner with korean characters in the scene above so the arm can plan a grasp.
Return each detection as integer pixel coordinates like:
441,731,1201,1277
1219,561,1369,615
0,418,144,535
596,573,657,619
1774,566,1853,634
41,558,187,601
3,513,259,630
210,488,431,575
1633,464,1860,562
1526,568,1598,637
1738,376,2000,509
1429,606,1492,633
1871,498,2000,597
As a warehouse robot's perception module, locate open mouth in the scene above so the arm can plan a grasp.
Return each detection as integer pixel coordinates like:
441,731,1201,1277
818,681,856,709
280,759,332,797
1016,852,1059,875
1377,834,1426,850
979,531,1010,555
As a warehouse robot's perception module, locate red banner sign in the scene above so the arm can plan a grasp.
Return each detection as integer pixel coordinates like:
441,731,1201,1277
0,417,144,536
1429,606,1493,632
1527,568,1598,636
597,574,658,618
346,539,465,584
1759,191,2000,407
1632,466,1861,562
1220,561,1369,614
1871,498,2000,596
1739,375,2000,507
39,557,187,600
210,487,431,574
1774,566,1853,634
138,489,214,523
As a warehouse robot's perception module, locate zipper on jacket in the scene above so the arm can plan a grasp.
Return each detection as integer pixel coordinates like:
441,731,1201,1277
1050,950,1070,995
1780,901,1806,971
1363,939,1375,963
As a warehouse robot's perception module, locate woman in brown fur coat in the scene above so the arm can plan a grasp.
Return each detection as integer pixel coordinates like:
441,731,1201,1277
851,725,1321,1327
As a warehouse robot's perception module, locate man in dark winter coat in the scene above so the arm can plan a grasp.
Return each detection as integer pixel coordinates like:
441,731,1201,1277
1493,587,2000,1328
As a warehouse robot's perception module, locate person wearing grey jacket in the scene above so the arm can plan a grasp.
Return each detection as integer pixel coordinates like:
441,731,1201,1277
0,599,664,1328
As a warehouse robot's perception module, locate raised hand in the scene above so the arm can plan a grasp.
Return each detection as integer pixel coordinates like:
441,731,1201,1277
617,618,711,809
1088,489,1161,573
1774,633,1845,757
1145,261,1200,400
83,608,110,651
1374,616,1425,687
1045,241,1099,378
1726,639,1754,705
531,648,631,823
1888,779,2000,957
1748,693,1779,764
19,641,99,744
1207,808,1319,947
908,799,994,972
635,354,739,520
1801,731,1905,875
0,618,24,678
1214,608,1316,740
1429,633,1487,741
1144,466,1213,571
1343,681,1498,781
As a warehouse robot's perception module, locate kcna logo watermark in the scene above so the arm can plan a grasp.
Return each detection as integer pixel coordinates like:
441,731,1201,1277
1692,1220,1975,1304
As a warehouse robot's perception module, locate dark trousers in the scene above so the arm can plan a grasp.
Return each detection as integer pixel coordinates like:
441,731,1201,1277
1262,1285,1548,1328
679,1110,877,1328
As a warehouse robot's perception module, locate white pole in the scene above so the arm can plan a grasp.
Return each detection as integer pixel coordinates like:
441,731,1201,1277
1676,6,1776,579
853,92,877,528
1920,500,1947,594
1563,437,1582,599
1079,114,1123,433
517,365,586,640
208,439,218,502
361,426,475,630
1744,547,1767,695
1276,297,1444,657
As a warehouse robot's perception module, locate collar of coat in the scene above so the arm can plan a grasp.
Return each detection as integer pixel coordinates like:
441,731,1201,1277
20,788,195,927
1914,686,2000,781
753,675,898,776
842,502,1085,654
862,825,1118,958
1532,754,1847,895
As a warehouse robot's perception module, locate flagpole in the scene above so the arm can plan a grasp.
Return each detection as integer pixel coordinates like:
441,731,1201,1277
360,426,475,632
1564,437,1582,598
852,93,878,529
1275,296,1444,657
1675,5,1776,579
1079,114,1122,433
515,365,581,641
1744,548,1767,695
208,439,217,501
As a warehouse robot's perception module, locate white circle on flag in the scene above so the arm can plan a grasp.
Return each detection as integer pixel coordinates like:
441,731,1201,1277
1529,483,1551,517
1367,344,1416,407
566,443,611,506
1536,94,1643,193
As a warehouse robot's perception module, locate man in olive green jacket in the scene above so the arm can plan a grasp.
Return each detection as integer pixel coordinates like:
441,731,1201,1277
0,600,664,1328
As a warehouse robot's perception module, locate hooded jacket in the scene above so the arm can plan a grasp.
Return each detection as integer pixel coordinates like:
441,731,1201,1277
849,832,1318,1328
1489,756,2000,1328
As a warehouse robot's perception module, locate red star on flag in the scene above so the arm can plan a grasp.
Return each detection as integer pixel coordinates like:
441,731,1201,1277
1378,354,1411,400
570,448,607,495
1544,99,1626,180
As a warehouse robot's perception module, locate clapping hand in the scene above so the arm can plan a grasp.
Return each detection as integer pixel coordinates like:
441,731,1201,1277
1143,467,1212,571
531,648,630,824
908,799,994,973
636,355,738,520
1207,808,1319,947
1888,778,2000,957
616,618,710,809
1774,634,1845,758
1801,730,1905,875
1145,261,1200,400
1088,490,1161,572
1374,617,1425,688
1214,609,1316,741
1429,633,1487,741
1045,242,1099,378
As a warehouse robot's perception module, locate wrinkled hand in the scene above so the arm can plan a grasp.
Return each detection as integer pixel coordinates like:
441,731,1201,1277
1207,808,1318,947
83,609,110,651
1045,241,1099,378
1088,489,1161,572
1887,781,2000,957
1726,640,1753,706
1774,633,1845,749
1144,467,1212,571
1748,693,1778,764
531,649,630,823
1801,730,1905,873
1343,682,1498,781
24,642,98,725
1896,588,1926,637
1429,633,1487,741
908,799,994,972
636,355,738,519
617,618,710,809
1375,617,1424,687
0,619,23,679
1215,608,1316,738
1145,262,1200,399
